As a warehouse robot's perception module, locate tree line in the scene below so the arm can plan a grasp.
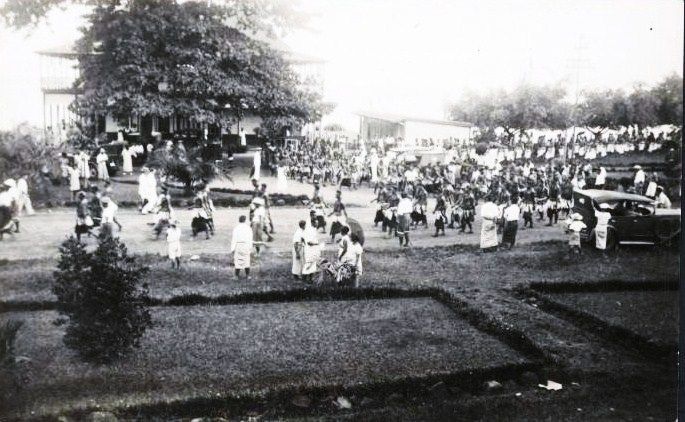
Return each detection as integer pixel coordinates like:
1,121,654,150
448,74,682,139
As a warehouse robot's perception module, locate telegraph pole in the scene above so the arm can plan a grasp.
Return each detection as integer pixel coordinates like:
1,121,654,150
565,36,592,164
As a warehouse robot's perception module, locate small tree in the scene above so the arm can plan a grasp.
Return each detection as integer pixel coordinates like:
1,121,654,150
53,234,152,363
146,145,231,194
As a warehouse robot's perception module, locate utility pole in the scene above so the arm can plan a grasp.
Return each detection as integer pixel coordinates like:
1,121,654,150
565,36,592,164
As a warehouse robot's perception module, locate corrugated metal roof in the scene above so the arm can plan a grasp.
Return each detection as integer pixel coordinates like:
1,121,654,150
356,111,472,127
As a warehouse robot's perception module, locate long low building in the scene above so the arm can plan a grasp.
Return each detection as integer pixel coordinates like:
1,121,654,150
356,111,473,144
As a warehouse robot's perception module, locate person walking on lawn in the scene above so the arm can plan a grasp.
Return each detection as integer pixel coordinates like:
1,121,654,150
231,215,253,280
291,220,306,280
501,197,520,250
166,220,182,269
396,192,413,247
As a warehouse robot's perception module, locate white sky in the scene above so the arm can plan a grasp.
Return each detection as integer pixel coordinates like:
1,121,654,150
0,0,682,130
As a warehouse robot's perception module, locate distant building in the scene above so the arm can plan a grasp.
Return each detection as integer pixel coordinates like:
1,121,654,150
38,42,328,143
356,111,473,144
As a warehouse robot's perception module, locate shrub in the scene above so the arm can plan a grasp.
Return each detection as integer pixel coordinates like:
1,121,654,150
146,146,231,194
0,320,23,411
53,233,152,363
0,124,64,200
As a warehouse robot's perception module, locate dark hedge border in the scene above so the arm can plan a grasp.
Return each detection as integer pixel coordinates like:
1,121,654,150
5,285,550,421
18,361,539,422
517,286,677,362
0,284,551,364
526,280,679,294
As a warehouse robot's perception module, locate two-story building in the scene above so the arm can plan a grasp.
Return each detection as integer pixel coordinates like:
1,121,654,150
38,42,328,144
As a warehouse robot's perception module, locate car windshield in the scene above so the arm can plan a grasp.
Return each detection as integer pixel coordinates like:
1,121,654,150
595,200,653,217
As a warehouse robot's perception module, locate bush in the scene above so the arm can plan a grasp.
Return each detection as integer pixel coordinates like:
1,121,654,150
0,320,23,411
0,124,64,200
146,146,231,194
53,233,152,363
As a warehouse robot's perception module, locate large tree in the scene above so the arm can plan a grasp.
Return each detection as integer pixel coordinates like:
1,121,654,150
652,73,683,126
2,0,322,139
576,89,628,134
449,84,570,140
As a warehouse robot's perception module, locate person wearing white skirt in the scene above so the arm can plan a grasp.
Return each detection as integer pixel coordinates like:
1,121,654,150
166,222,182,269
231,215,253,279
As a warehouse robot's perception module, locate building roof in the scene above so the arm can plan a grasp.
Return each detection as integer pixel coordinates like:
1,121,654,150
356,111,472,128
37,38,325,64
36,44,81,58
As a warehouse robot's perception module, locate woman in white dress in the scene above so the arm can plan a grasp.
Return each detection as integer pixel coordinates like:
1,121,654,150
479,195,500,252
594,204,612,251
96,149,109,181
301,220,321,282
121,145,134,175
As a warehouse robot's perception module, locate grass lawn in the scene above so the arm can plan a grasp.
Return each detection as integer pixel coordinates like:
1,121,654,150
1,242,678,309
3,298,530,419
545,290,678,346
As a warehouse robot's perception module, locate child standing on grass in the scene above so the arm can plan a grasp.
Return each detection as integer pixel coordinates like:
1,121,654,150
566,213,586,255
166,221,182,269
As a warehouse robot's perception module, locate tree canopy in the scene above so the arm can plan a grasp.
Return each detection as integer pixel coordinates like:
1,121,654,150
449,74,682,134
2,0,322,139
450,84,569,139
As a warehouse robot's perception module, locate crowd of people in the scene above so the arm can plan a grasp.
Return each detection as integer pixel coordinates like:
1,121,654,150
263,125,679,254
0,124,679,283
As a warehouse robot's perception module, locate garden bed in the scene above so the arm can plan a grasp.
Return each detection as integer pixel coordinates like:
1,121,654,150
3,298,533,419
543,290,678,347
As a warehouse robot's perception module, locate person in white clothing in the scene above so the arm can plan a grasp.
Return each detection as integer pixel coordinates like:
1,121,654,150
96,149,109,181
231,215,253,279
291,220,306,279
121,145,134,175
480,195,500,251
594,204,612,251
655,187,672,209
139,168,158,214
566,213,587,254
100,196,122,237
633,165,645,192
595,167,606,189
301,219,321,282
166,221,182,269
16,175,34,216
396,193,413,247
501,199,521,250
239,128,247,148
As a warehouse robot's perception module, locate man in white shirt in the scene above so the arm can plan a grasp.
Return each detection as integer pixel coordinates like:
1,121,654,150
231,215,253,279
502,198,521,250
396,193,413,247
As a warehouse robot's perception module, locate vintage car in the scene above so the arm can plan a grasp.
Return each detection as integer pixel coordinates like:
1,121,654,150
572,189,680,249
